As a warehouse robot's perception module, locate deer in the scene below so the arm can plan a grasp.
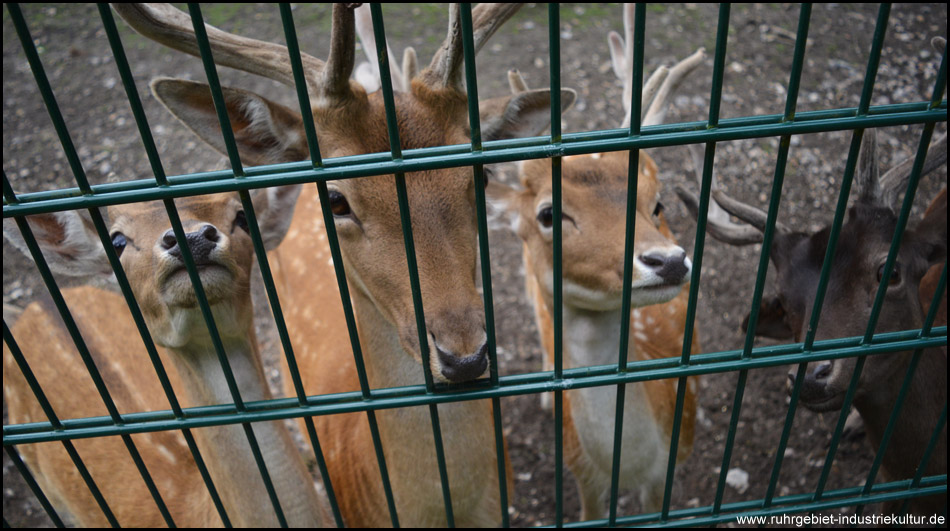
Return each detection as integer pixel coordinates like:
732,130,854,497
2,191,328,526
676,126,947,515
111,3,574,527
486,4,705,520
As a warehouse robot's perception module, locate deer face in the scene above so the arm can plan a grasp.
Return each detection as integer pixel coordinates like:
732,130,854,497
767,199,946,410
110,195,260,348
3,188,300,350
677,126,946,414
492,152,691,313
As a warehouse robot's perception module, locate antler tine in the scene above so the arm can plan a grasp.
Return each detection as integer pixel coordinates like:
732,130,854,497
608,3,640,128
401,47,418,92
607,5,704,128
711,187,789,236
642,48,706,127
877,131,948,210
470,3,523,55
353,4,405,93
675,143,766,245
421,3,463,90
320,4,359,102
854,128,884,207
422,3,522,92
508,69,530,94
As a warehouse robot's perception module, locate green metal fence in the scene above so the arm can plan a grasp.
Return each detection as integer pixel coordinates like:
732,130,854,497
2,2,947,528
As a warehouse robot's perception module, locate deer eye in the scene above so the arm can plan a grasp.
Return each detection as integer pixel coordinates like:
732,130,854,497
233,210,250,234
328,190,352,217
537,205,576,231
537,206,555,229
877,262,901,286
653,201,665,217
111,232,128,257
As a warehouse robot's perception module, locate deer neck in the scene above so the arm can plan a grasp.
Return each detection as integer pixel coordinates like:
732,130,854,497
161,309,325,527
852,347,947,482
350,287,503,526
558,302,668,482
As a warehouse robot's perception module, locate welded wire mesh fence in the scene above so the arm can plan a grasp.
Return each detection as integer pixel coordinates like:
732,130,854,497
3,3,947,528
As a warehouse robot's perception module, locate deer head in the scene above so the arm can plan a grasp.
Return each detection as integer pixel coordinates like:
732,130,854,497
112,3,572,384
487,23,706,312
678,128,946,411
3,190,296,349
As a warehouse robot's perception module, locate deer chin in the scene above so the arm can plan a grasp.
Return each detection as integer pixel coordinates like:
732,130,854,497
794,385,846,413
160,264,236,308
629,282,685,308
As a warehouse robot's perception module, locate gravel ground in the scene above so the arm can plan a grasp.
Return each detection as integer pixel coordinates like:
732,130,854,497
3,3,947,527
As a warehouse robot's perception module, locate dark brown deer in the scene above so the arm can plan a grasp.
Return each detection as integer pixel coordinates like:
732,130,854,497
677,127,947,515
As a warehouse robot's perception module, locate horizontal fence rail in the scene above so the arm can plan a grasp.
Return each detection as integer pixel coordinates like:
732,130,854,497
3,2,948,528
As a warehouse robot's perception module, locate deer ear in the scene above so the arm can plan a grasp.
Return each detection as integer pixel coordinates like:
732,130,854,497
742,295,795,339
3,210,113,283
250,184,303,251
151,78,309,167
480,88,577,141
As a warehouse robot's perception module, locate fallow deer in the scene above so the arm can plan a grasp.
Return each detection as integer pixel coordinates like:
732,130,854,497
487,4,705,520
3,191,328,527
676,127,947,515
112,3,573,527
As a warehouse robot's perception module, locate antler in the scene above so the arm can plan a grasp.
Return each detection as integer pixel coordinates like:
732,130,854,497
607,4,706,128
674,144,773,245
112,3,357,102
676,129,947,247
855,128,948,212
354,3,519,94
420,3,522,92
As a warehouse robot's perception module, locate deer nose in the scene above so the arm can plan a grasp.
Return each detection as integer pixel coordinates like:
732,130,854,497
638,251,690,283
437,341,489,383
161,225,220,265
788,361,833,396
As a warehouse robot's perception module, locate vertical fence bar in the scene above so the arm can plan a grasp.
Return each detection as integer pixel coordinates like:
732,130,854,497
712,3,811,516
546,4,565,526
458,4,511,526
370,4,455,526
661,4,732,521
607,3,645,525
7,5,180,524
660,32,734,453
903,402,948,513
176,4,292,526
275,4,348,527
279,4,398,524
763,4,892,508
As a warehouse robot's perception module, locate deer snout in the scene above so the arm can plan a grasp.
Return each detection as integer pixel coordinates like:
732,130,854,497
162,225,220,265
436,340,490,383
637,249,690,284
788,361,840,411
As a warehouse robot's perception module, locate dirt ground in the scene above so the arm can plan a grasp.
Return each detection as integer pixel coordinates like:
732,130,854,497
3,3,947,528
